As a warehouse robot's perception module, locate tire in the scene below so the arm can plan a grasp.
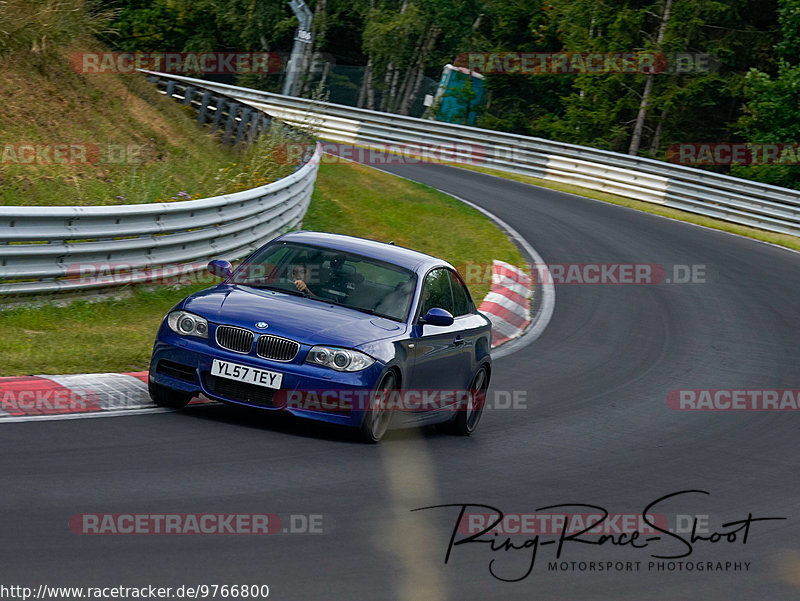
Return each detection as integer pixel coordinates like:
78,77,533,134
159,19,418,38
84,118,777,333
446,366,489,436
148,380,192,409
358,371,397,443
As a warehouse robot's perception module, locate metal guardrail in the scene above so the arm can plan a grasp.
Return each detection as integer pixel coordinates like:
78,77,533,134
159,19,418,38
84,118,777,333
153,78,272,146
0,87,322,296
142,70,800,238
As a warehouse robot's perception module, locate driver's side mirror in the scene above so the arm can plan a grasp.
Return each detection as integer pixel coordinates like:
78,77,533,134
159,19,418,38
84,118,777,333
208,259,232,279
420,307,454,327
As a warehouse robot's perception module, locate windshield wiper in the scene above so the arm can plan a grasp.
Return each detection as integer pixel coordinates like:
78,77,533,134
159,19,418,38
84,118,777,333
317,298,402,322
239,283,306,297
353,307,402,322
241,284,402,321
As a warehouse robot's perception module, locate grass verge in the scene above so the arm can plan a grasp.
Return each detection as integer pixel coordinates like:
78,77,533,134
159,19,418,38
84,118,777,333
0,160,525,376
0,40,301,206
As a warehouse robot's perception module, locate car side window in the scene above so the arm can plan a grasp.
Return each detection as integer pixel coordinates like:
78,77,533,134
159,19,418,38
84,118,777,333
420,268,455,317
448,270,473,316
235,244,292,285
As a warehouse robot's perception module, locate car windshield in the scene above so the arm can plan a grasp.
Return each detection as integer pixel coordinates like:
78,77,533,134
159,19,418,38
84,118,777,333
230,241,417,322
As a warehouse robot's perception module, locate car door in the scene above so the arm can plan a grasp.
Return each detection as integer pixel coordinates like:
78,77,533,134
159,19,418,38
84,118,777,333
408,268,471,406
447,268,489,387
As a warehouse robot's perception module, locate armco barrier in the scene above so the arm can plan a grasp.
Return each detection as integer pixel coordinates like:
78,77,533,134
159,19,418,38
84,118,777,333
0,102,322,296
142,70,800,238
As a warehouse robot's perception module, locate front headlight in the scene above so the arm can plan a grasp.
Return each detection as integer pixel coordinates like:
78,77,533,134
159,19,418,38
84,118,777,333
167,311,209,339
306,346,375,372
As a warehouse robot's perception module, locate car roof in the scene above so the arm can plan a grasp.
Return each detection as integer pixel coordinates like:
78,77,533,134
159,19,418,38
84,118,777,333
275,231,447,272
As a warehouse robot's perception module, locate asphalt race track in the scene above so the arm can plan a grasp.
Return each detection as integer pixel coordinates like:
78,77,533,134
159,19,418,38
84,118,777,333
3,160,800,600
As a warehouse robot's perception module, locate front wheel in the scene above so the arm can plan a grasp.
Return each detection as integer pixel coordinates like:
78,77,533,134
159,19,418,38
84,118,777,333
148,380,192,409
358,371,396,443
445,367,489,436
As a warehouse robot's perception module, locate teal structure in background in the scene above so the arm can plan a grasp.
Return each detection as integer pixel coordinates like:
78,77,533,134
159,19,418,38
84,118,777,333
431,64,486,126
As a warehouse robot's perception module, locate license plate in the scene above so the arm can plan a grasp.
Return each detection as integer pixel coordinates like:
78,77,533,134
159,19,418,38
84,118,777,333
211,359,283,389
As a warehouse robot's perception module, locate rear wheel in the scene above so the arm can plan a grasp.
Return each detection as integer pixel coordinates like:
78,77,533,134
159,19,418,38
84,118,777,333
443,367,489,436
358,371,396,443
148,380,192,409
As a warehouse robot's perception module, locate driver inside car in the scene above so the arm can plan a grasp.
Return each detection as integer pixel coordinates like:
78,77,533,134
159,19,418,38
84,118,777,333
292,263,317,297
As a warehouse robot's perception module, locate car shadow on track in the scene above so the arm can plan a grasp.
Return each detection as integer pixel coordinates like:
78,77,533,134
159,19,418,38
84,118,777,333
174,402,444,445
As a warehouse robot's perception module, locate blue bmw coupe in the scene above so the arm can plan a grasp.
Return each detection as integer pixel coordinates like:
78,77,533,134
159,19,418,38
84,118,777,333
148,231,492,442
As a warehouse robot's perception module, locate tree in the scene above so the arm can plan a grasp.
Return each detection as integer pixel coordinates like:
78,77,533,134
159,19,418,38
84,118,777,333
734,0,800,189
535,0,778,158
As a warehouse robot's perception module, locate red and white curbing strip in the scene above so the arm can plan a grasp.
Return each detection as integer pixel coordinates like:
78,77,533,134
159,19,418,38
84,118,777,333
0,371,211,421
0,259,533,421
478,260,533,348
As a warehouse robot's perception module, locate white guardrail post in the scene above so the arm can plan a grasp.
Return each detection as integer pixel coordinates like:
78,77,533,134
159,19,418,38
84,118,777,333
0,83,322,296
140,70,800,238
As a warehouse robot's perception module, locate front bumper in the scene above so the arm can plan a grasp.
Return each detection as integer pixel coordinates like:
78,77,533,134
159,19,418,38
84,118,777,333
149,325,386,428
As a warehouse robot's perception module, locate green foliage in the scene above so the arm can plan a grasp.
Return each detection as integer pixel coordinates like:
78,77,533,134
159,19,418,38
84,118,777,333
106,0,289,53
777,0,800,62
732,0,800,188
529,0,779,155
363,3,426,74
733,63,800,187
210,123,314,196
36,0,800,190
0,0,116,54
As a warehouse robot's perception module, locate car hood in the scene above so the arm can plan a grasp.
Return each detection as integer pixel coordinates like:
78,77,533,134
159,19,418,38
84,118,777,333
183,285,406,347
